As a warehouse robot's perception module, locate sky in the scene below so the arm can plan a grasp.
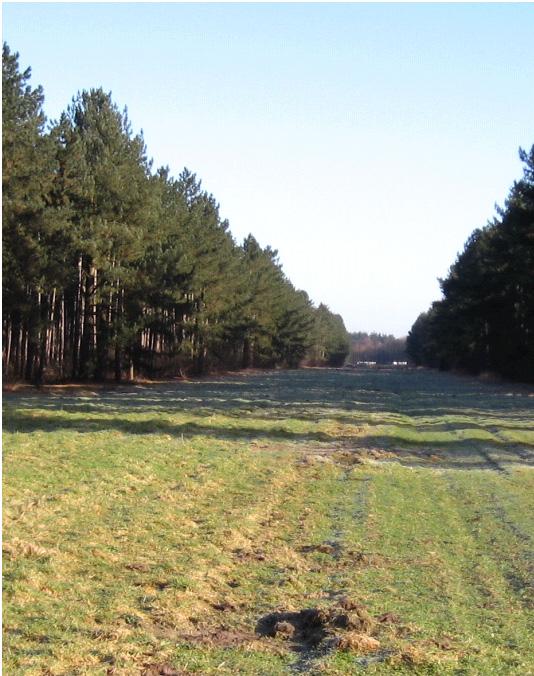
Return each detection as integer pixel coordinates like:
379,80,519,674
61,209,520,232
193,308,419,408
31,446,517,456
3,3,534,336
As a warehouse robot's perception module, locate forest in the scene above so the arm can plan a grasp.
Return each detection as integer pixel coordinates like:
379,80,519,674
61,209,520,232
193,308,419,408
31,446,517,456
406,147,534,383
347,332,406,365
2,44,350,383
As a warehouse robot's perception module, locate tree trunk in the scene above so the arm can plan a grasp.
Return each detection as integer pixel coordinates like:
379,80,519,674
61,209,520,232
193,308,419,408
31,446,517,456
79,263,95,379
59,294,65,378
25,290,41,383
16,325,24,377
46,288,56,365
4,318,12,378
72,254,83,378
113,279,122,381
36,293,49,385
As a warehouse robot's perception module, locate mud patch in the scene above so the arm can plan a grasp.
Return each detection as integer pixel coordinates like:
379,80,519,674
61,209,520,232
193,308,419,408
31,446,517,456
256,598,383,654
257,608,331,648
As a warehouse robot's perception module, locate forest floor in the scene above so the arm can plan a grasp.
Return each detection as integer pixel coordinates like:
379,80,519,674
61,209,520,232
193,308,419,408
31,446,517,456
3,367,534,675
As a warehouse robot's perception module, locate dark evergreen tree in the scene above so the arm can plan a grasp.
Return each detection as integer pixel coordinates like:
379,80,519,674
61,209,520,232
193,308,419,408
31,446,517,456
306,304,350,367
2,44,351,383
55,88,156,379
407,146,534,382
2,43,58,382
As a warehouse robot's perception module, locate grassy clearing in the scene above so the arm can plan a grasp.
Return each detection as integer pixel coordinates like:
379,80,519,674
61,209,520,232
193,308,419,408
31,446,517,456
3,368,534,674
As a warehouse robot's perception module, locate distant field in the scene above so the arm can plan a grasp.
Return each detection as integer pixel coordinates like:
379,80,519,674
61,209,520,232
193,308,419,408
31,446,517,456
3,367,534,675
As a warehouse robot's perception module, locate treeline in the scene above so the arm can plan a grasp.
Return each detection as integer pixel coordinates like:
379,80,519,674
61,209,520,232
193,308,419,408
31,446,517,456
2,44,349,383
305,304,350,367
407,147,534,382
348,332,406,364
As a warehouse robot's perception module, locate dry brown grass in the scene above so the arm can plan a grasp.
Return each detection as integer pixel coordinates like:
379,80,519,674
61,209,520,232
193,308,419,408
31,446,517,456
3,538,52,559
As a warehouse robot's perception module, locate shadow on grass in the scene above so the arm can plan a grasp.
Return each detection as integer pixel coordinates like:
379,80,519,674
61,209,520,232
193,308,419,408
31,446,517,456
5,368,534,471
2,411,334,443
4,410,534,471
6,368,534,421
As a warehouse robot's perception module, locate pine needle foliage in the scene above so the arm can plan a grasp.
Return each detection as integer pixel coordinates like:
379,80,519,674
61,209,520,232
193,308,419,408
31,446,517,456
2,44,349,382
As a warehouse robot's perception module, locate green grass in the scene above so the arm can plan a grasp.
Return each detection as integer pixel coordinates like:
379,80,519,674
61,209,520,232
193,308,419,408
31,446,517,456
3,368,534,674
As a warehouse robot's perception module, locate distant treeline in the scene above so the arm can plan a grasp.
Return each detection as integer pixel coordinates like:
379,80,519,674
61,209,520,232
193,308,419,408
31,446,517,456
407,147,534,383
2,44,350,383
348,332,406,364
304,304,351,367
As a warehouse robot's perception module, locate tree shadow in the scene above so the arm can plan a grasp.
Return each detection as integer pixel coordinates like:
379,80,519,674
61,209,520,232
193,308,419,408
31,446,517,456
4,409,534,472
2,410,333,443
4,367,534,472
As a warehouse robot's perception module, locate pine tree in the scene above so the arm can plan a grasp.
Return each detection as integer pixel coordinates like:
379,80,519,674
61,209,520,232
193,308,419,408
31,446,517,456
407,145,534,382
3,44,354,383
307,304,350,367
56,88,155,379
2,43,57,382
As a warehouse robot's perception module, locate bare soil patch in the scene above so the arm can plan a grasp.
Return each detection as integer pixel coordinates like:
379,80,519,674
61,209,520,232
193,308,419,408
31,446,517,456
256,598,388,654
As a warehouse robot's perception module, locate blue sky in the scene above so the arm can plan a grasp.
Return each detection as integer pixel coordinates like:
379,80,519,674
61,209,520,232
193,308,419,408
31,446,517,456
3,3,534,336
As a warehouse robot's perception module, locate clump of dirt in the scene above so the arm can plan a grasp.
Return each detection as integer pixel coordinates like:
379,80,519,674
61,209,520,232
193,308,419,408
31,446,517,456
377,611,400,624
433,636,454,650
141,664,188,676
256,598,391,654
398,644,428,665
337,596,361,611
333,451,367,466
333,448,396,466
335,632,381,652
211,600,237,612
274,620,295,639
232,547,266,562
125,562,151,572
300,542,339,556
347,550,389,567
331,601,375,634
257,607,331,647
297,454,335,466
367,448,396,460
